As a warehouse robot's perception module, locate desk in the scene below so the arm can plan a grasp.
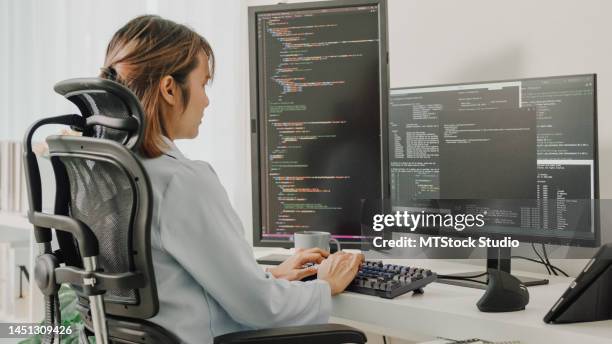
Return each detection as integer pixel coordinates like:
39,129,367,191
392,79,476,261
254,247,612,344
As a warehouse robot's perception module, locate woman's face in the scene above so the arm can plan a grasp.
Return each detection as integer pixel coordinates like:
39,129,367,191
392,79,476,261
172,52,211,139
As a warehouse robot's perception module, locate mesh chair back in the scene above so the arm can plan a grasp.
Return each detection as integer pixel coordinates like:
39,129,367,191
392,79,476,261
62,156,136,302
47,78,157,318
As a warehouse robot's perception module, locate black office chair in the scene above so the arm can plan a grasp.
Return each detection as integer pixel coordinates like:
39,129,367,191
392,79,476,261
24,78,367,344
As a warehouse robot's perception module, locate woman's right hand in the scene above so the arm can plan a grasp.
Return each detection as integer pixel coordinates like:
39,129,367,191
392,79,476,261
317,251,364,295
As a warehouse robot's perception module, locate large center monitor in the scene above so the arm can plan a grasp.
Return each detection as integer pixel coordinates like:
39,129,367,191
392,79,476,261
389,74,599,247
249,0,389,248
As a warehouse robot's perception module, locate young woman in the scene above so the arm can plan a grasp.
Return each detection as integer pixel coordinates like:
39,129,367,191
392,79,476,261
99,15,363,344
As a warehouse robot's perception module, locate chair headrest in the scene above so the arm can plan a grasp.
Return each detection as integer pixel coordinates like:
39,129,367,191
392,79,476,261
54,78,145,150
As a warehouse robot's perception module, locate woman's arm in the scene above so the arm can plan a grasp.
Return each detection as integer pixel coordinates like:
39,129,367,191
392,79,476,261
158,161,332,328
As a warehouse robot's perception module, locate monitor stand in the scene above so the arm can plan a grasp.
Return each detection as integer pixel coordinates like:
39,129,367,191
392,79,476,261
435,247,550,290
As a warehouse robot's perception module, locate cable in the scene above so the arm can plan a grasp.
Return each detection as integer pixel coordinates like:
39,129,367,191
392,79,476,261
532,243,551,274
437,274,488,285
550,265,569,277
541,244,558,276
531,243,552,275
437,272,489,286
512,255,546,265
514,255,569,277
541,244,569,277
521,245,570,277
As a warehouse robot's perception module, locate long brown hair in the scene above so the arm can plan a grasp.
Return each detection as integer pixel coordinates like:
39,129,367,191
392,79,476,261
100,15,214,158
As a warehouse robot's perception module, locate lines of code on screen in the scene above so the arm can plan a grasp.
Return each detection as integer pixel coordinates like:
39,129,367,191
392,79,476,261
389,75,596,242
255,5,382,240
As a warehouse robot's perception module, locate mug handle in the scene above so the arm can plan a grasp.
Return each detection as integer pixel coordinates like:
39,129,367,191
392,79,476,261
329,238,341,253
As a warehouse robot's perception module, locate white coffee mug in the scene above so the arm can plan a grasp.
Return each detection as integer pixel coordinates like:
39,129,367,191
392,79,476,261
293,231,341,252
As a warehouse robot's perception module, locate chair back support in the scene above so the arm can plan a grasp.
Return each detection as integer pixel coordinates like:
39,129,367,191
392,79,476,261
24,78,159,320
53,78,157,319
47,134,157,318
53,78,144,148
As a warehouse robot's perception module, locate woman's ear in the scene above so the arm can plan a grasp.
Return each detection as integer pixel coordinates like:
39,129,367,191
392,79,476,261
159,75,178,107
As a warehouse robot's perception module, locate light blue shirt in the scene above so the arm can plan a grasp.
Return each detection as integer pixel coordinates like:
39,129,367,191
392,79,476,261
140,138,331,344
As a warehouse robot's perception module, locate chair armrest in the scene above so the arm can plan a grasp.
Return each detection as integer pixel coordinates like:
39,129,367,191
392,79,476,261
213,323,366,344
28,211,99,257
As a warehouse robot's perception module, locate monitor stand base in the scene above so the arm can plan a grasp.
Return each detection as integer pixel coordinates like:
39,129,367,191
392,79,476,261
435,246,550,289
436,271,549,290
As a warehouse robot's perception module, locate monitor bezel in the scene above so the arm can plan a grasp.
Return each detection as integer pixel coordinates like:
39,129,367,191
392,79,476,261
388,73,600,248
249,0,390,249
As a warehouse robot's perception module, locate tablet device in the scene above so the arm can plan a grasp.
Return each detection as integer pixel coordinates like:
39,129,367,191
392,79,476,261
544,243,612,324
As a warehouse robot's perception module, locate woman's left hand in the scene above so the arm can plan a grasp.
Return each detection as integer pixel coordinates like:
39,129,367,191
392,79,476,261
267,248,330,281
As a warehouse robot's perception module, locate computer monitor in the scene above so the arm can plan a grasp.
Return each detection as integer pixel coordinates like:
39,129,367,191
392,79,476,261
249,0,390,248
389,74,599,246
389,74,599,286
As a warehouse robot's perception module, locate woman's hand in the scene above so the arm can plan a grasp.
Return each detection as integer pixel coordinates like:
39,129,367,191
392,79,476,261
267,248,330,281
317,251,364,295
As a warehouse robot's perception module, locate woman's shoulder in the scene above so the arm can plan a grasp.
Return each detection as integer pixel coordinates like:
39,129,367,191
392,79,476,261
139,153,219,192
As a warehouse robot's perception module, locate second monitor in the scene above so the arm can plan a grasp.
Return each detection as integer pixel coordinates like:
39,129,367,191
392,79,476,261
389,74,599,247
389,74,598,288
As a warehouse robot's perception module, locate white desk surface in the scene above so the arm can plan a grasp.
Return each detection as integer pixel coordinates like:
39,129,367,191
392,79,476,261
254,247,612,344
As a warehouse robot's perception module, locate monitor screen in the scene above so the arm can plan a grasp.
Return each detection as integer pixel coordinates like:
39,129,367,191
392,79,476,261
249,0,389,247
389,74,598,246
